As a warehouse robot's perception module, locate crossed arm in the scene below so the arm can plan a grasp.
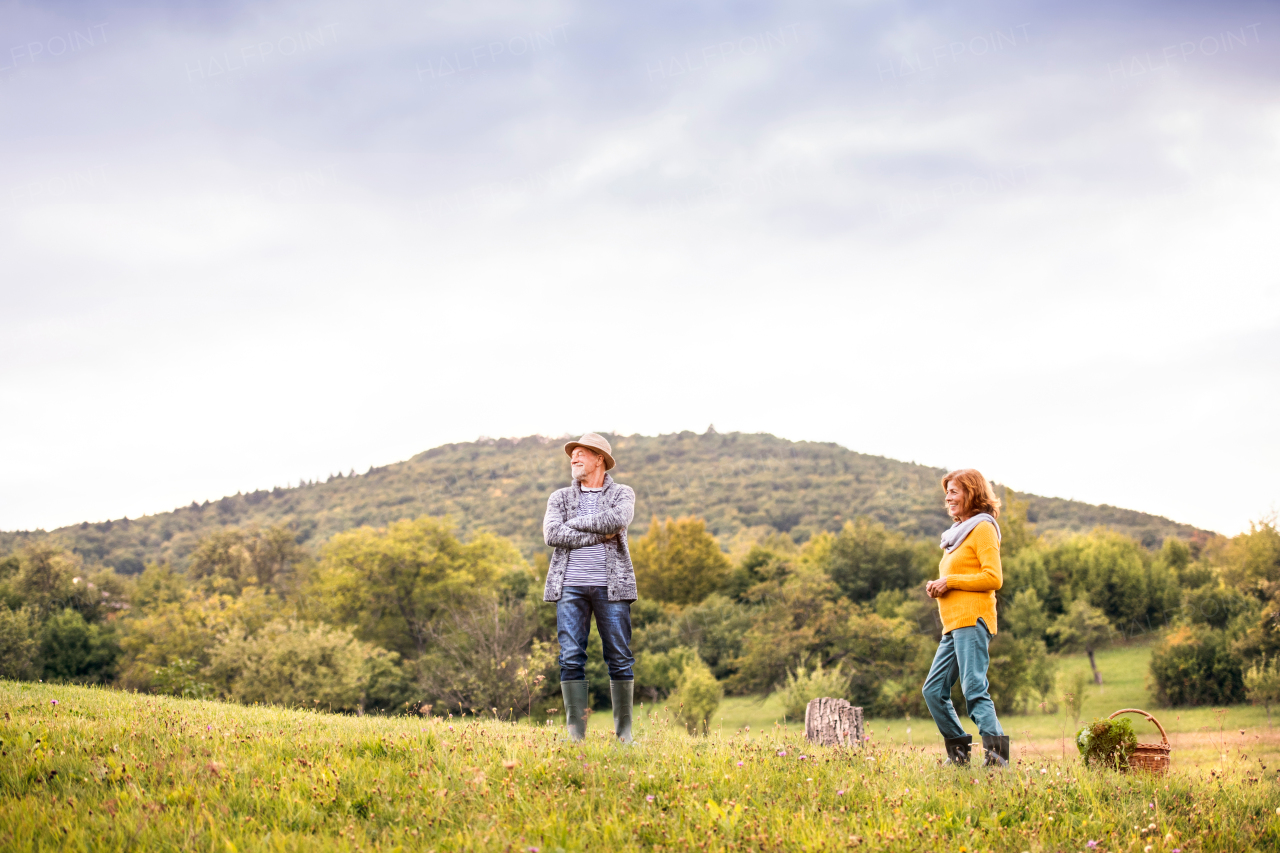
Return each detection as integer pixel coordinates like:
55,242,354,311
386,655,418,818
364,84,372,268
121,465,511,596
544,493,613,549
564,488,634,535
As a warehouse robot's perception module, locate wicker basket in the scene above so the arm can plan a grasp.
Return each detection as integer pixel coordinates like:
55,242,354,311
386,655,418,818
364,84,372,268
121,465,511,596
1108,708,1171,774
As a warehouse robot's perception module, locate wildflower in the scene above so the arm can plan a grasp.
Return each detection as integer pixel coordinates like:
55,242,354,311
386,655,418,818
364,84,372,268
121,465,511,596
777,750,786,757
503,761,518,770
807,778,813,782
529,848,540,853
646,795,655,802
1087,842,1098,849
799,755,807,760
737,762,744,767
1040,768,1047,774
50,700,58,706
448,726,454,731
836,790,845,796
207,725,212,731
1144,846,1153,853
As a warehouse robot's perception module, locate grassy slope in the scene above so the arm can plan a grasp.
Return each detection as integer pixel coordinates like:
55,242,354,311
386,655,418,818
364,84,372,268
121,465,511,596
3,681,1279,853
658,642,1280,771
0,432,1207,572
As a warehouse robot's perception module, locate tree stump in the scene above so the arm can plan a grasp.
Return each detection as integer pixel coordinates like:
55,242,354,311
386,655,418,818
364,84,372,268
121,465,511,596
804,698,864,748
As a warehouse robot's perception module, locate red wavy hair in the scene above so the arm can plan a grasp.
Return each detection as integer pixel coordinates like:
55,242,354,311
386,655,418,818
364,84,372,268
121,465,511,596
942,469,1001,520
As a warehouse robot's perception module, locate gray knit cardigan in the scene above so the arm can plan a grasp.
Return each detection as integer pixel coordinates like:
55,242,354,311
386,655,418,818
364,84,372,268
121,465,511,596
542,474,637,602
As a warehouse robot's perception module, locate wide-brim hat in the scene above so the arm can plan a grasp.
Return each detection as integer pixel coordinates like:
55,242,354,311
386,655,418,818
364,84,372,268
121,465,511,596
564,432,615,470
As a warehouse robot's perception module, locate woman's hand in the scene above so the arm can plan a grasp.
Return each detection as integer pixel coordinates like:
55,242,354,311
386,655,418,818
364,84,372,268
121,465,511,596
925,577,950,599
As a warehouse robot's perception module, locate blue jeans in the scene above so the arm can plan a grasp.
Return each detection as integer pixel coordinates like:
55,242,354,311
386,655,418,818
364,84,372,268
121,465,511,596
556,586,634,682
922,619,1004,739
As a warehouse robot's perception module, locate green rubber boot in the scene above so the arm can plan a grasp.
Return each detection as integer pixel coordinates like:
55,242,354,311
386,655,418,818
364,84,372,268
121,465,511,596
561,680,589,742
610,680,634,744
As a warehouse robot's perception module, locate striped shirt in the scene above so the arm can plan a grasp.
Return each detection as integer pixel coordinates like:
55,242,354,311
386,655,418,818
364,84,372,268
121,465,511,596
563,488,608,586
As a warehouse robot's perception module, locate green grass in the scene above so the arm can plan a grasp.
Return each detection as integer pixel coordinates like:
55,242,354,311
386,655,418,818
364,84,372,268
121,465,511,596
4,679,1280,852
648,641,1280,769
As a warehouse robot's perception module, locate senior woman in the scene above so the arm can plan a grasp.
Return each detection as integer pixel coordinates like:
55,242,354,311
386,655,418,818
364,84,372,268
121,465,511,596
921,468,1010,767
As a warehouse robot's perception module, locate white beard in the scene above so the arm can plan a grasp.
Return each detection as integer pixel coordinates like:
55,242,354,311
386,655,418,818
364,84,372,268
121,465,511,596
571,464,588,482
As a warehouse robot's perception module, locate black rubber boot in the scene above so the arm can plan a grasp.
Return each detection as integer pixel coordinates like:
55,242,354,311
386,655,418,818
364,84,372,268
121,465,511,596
982,735,1010,768
561,680,589,742
944,734,973,766
610,680,634,744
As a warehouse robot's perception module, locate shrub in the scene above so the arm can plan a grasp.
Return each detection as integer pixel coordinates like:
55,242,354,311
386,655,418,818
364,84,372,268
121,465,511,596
634,646,699,702
1149,626,1246,707
773,658,848,721
671,658,723,736
1244,655,1280,727
1062,669,1090,725
208,619,392,713
1076,716,1137,769
151,658,213,699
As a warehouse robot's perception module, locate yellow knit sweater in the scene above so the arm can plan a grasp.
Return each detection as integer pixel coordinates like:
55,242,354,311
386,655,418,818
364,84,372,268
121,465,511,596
937,520,1002,634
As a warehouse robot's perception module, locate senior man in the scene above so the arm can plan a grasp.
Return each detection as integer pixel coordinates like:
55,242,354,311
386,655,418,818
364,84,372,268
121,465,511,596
543,432,637,743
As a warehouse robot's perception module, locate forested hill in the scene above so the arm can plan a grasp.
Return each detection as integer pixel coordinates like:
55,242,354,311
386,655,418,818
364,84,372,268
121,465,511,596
1,431,1206,573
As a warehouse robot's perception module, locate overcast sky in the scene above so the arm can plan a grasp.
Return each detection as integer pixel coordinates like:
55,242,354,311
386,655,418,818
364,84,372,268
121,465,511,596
2,0,1277,537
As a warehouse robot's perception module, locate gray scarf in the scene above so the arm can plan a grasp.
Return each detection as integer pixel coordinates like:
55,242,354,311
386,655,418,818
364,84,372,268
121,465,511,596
940,513,1001,553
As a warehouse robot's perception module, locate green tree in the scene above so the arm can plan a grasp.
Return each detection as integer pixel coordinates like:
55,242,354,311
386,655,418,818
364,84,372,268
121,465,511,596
1002,588,1049,640
0,605,38,680
838,608,933,717
115,594,224,691
1038,529,1178,633
822,518,931,603
130,563,187,612
989,589,1057,714
671,657,723,736
1155,537,1210,588
631,593,752,681
313,516,525,659
189,525,309,597
1048,599,1115,685
38,608,120,683
1184,584,1257,631
729,567,851,695
632,517,732,605
998,491,1037,560
1216,519,1280,595
10,544,79,620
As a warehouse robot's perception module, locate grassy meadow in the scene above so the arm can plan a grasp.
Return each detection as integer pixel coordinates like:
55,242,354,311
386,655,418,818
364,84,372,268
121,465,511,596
5,664,1280,853
682,642,1280,771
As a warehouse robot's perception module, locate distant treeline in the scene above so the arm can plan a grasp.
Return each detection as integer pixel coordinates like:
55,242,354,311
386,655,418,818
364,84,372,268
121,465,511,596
0,431,1208,575
2,490,1274,722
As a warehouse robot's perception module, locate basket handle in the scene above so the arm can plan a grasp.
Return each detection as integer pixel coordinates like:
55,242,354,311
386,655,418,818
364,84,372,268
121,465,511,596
1107,708,1169,746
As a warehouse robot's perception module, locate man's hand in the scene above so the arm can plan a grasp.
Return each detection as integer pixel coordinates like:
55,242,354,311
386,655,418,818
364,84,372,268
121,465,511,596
925,577,950,599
